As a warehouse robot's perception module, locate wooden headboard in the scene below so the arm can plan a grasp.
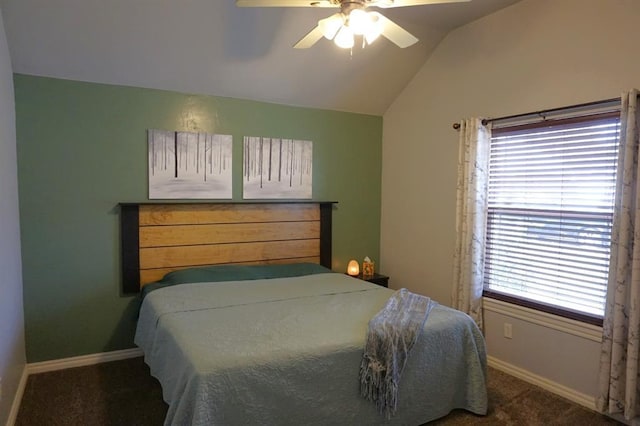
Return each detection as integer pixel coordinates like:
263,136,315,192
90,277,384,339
119,202,336,293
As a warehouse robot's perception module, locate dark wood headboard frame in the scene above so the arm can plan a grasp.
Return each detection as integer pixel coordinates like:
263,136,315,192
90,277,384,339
119,201,337,294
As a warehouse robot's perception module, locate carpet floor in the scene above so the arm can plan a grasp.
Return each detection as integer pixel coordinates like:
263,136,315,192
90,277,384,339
16,357,622,425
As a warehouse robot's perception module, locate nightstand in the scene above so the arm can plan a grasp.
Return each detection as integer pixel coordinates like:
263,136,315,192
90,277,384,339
357,273,389,288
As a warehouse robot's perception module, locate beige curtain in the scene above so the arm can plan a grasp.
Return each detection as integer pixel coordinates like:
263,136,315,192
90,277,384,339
452,118,491,329
597,89,640,421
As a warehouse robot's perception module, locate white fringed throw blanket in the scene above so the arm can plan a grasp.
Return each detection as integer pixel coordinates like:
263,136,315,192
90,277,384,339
359,288,435,418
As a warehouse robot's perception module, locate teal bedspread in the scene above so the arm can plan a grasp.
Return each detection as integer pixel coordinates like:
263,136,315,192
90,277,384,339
135,271,488,425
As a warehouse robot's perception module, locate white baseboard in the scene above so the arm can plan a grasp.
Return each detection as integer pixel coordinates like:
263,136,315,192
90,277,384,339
488,356,596,410
6,365,28,426
27,347,143,375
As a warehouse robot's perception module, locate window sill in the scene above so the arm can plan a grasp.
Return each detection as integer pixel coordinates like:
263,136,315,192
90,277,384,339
483,297,603,343
483,290,603,326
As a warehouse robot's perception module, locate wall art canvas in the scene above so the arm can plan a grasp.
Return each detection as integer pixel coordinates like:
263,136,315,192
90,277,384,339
243,136,312,199
148,129,232,199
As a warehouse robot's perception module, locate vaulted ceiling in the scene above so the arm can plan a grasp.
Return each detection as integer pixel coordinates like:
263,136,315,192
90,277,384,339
0,0,521,115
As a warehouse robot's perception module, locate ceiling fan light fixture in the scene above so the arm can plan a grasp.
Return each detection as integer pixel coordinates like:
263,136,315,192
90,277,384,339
318,13,344,40
364,29,381,45
346,9,384,47
364,13,383,44
347,9,370,35
334,25,354,49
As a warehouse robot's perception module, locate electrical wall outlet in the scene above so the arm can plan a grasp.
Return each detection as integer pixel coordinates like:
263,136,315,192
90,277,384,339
503,323,513,339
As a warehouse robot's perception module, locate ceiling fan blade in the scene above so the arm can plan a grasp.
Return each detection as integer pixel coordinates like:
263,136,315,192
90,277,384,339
370,12,418,48
372,0,471,8
294,25,325,48
236,0,337,7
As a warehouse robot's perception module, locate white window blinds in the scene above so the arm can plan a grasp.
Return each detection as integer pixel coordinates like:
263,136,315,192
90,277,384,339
484,114,621,319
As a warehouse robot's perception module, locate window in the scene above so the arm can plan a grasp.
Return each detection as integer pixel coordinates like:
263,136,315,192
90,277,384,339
483,113,621,324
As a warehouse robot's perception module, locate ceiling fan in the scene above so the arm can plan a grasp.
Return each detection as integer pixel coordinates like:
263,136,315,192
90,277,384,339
235,0,471,49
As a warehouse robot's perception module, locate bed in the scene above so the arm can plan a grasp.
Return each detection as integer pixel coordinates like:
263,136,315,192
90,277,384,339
122,202,488,425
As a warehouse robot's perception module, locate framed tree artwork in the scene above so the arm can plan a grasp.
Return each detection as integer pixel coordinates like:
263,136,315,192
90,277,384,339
148,129,232,199
242,136,312,199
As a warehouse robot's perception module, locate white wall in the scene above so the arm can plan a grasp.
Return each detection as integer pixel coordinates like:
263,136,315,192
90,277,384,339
0,5,25,424
382,0,640,403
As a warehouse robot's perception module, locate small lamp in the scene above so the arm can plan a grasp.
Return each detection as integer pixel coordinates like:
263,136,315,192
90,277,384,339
347,259,360,276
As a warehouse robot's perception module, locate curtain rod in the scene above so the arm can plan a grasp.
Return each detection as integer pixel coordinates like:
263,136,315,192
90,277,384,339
451,97,621,130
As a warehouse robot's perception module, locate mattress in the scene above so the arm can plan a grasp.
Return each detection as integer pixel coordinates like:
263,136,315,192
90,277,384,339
135,268,488,425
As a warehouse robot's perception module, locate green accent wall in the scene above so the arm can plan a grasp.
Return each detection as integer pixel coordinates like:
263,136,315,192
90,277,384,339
14,74,382,362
